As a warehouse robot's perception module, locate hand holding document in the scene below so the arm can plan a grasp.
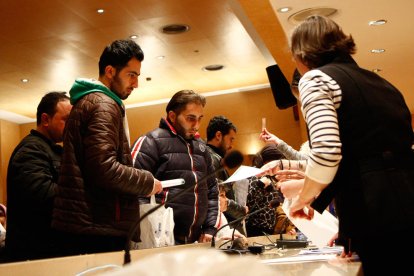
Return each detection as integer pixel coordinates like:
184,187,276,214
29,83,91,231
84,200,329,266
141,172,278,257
282,198,338,249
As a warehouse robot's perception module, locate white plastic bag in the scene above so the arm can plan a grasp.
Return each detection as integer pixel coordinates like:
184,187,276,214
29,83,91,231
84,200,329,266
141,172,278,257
137,195,175,249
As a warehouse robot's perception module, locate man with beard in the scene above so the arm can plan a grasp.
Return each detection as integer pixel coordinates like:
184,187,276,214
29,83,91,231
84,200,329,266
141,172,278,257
206,116,248,235
51,39,162,256
131,90,219,244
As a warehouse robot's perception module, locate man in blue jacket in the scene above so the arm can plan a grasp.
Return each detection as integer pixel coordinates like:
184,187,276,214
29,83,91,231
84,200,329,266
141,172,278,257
132,90,219,244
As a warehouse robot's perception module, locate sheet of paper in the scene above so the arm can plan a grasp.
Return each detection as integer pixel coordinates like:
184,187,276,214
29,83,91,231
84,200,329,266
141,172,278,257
260,253,337,264
282,199,338,249
161,178,185,188
222,165,263,183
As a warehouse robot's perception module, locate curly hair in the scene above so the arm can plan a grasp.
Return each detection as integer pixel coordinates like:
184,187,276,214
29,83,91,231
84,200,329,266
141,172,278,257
206,115,237,141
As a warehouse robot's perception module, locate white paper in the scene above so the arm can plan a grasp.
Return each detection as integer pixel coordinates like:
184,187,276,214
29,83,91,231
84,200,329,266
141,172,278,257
161,178,185,188
222,165,263,183
260,253,337,264
282,199,338,249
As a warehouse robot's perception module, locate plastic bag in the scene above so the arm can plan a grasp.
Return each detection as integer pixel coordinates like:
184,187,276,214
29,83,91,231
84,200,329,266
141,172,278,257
137,195,175,249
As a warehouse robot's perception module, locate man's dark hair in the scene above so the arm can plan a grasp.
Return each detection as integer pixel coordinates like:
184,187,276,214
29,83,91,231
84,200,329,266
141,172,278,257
98,39,144,76
36,92,69,125
206,115,237,141
166,90,206,115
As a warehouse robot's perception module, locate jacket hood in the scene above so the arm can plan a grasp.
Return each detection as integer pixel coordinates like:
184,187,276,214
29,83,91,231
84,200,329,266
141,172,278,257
69,78,123,107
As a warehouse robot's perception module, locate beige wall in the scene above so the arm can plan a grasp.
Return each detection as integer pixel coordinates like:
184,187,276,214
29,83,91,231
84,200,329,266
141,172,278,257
0,120,22,203
0,87,306,204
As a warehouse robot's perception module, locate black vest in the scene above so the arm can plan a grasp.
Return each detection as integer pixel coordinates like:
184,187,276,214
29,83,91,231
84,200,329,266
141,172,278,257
310,55,414,239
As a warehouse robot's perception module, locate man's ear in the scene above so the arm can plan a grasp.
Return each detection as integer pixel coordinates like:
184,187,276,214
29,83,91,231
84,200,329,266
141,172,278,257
168,110,176,123
40,113,50,127
104,65,116,79
215,131,222,141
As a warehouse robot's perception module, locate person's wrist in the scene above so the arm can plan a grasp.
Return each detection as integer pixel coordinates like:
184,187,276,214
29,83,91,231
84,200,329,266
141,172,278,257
298,194,315,205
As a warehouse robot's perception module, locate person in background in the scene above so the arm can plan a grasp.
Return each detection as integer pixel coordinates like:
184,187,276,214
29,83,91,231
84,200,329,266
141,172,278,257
216,194,246,244
5,92,71,262
261,68,339,217
52,39,162,256
0,204,6,254
131,90,219,244
0,204,6,229
261,70,310,161
247,144,295,237
206,115,247,235
260,68,309,198
261,15,414,275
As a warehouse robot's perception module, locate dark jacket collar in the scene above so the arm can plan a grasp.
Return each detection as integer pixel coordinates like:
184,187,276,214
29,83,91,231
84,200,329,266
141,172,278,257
30,129,63,153
206,143,225,158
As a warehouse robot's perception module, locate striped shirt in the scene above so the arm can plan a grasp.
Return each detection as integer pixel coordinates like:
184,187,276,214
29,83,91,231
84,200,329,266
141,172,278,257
299,69,343,184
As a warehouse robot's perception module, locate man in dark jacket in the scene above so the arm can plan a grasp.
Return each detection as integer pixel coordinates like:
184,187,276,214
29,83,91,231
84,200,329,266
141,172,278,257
131,90,219,244
206,115,247,235
52,39,162,256
5,92,71,262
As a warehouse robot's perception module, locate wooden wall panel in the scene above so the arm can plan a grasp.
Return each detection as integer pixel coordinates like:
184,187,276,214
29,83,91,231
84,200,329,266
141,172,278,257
0,120,21,203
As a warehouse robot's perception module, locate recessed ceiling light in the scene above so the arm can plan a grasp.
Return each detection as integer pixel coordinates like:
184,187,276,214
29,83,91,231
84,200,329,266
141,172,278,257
278,7,291,13
288,7,337,24
156,55,165,60
129,35,139,39
202,64,224,71
369,19,387,26
21,78,29,83
371,49,385,53
160,24,190,34
97,9,104,14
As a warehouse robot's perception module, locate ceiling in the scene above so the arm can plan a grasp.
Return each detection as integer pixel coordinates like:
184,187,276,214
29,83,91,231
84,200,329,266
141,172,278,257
1,0,413,124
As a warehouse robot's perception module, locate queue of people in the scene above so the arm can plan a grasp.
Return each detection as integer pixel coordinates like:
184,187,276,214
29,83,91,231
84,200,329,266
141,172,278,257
0,15,413,276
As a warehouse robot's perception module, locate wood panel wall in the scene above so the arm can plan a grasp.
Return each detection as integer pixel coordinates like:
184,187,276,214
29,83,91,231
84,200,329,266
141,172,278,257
0,120,21,203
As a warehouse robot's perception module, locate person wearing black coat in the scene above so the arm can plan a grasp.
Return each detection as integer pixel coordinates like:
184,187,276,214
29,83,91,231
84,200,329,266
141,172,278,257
4,92,71,262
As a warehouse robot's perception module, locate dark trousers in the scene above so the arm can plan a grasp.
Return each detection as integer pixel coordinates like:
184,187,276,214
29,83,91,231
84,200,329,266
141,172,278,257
354,233,414,276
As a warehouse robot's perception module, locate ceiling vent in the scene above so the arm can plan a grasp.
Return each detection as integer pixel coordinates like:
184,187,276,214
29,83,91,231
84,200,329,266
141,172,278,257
288,7,337,25
161,24,190,34
202,64,224,71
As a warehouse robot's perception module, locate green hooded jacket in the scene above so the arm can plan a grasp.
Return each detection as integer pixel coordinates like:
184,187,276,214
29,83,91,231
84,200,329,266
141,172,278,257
69,78,123,107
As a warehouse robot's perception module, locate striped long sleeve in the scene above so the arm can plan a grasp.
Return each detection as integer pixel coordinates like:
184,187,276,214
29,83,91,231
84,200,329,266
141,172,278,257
299,69,343,184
